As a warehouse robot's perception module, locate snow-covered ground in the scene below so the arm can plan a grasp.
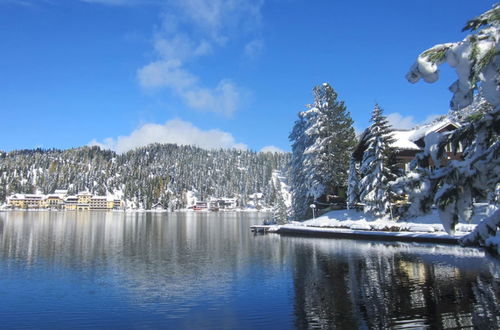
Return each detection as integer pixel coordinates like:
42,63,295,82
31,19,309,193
291,205,494,234
263,204,499,249
272,170,292,208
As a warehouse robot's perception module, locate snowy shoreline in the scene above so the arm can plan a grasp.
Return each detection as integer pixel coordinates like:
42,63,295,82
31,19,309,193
273,225,462,244
254,206,499,246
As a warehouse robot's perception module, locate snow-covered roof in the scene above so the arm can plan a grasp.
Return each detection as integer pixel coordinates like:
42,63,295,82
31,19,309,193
409,119,460,143
46,195,62,199
25,194,45,199
9,194,25,200
390,119,460,151
390,130,421,151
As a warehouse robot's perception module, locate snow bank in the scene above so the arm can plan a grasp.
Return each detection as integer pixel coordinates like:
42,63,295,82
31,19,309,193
460,208,500,254
297,207,486,235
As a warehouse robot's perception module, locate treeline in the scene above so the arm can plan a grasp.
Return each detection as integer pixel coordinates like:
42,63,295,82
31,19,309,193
0,144,290,210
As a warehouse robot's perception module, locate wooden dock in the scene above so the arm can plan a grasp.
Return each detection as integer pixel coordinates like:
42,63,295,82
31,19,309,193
250,225,461,245
250,225,273,233
277,226,460,244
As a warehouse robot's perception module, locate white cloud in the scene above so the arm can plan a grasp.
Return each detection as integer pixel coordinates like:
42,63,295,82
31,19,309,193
154,35,212,62
136,0,263,116
387,112,443,130
83,0,263,116
138,60,197,90
138,61,243,116
172,0,263,44
260,145,285,153
89,119,247,153
244,39,264,59
182,80,242,116
386,113,416,130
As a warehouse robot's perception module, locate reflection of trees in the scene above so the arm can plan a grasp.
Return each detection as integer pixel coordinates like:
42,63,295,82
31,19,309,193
289,238,500,329
0,211,284,307
293,246,361,329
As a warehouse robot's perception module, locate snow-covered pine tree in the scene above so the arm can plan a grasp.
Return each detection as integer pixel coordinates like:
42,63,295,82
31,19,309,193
406,4,499,111
359,104,397,217
289,83,356,220
289,111,314,220
403,4,499,251
272,192,289,225
397,96,499,234
346,157,360,209
303,83,356,200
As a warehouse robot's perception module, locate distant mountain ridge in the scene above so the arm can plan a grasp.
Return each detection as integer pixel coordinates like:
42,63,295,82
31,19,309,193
0,143,290,210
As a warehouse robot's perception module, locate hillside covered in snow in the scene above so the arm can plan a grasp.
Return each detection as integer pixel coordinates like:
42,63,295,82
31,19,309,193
0,144,290,210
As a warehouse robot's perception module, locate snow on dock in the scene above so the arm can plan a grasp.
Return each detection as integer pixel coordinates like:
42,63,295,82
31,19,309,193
250,225,465,245
248,207,496,245
276,225,461,244
250,224,461,244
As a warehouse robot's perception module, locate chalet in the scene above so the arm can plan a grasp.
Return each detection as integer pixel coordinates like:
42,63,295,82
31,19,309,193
217,198,237,210
7,194,26,208
105,197,122,210
45,194,64,209
90,196,108,210
77,191,92,204
112,199,122,210
208,201,220,211
76,191,92,210
64,196,78,210
6,190,124,211
194,201,208,210
25,194,45,209
352,119,461,173
248,193,264,209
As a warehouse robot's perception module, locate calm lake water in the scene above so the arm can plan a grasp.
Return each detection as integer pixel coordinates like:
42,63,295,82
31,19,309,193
0,211,499,329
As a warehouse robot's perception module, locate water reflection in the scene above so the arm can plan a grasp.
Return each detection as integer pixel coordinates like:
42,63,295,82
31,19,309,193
286,238,500,329
0,211,498,329
0,211,293,329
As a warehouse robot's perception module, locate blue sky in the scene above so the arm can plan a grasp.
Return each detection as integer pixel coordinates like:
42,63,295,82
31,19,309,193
0,0,494,153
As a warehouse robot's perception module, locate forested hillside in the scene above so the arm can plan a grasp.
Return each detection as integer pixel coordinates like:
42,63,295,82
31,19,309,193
0,144,290,210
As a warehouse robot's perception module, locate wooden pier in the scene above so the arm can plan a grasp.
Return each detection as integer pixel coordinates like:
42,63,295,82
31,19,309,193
250,225,273,233
250,225,461,245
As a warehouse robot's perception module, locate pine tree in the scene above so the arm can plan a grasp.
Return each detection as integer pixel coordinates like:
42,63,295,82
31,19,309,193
396,95,499,234
402,5,499,246
358,104,397,217
272,192,289,225
406,4,499,111
303,83,356,198
289,111,313,220
289,83,356,220
346,157,360,209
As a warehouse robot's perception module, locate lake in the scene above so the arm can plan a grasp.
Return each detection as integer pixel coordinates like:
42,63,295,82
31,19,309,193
0,211,499,329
